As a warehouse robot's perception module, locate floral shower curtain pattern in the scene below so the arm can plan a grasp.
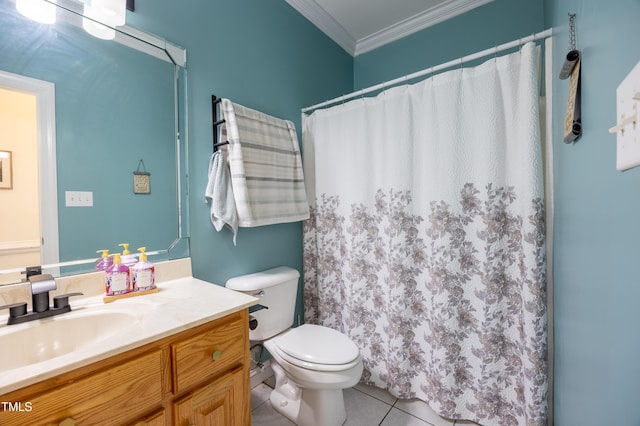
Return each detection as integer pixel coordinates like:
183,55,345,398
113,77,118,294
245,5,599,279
302,42,547,426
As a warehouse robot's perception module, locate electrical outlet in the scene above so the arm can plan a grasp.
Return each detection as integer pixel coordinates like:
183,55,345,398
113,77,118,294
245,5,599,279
65,191,93,207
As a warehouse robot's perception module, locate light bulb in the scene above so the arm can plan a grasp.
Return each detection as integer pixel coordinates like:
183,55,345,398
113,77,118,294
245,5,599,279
16,0,57,24
92,0,125,27
82,4,115,40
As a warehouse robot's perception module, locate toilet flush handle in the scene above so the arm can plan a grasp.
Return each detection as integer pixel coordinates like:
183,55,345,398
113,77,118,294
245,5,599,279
251,290,265,297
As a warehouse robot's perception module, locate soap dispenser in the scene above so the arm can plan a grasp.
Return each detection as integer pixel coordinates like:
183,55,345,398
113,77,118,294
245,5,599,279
131,247,155,291
105,253,130,296
118,243,138,267
95,249,113,271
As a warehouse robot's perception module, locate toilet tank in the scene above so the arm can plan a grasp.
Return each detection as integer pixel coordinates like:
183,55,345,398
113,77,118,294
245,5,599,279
225,266,299,341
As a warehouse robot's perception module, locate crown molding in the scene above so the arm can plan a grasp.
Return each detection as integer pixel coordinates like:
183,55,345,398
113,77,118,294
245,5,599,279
355,0,494,56
285,0,356,56
286,0,493,57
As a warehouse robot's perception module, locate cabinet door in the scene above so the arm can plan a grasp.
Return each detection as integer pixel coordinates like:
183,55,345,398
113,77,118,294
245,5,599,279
173,366,247,426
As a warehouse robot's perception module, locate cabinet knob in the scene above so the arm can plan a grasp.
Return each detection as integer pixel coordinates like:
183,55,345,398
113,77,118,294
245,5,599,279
212,349,223,361
59,418,76,426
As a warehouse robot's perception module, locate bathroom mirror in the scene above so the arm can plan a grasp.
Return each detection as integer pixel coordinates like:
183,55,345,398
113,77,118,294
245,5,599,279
0,0,189,284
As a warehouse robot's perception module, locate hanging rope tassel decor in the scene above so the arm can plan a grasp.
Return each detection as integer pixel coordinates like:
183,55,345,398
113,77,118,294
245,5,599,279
561,13,582,144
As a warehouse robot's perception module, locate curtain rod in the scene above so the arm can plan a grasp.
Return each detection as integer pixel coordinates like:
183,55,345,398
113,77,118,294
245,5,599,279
302,28,553,114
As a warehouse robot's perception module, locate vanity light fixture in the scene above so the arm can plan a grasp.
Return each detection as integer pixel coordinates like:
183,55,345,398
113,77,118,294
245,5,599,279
88,0,126,26
82,10,116,40
82,0,126,40
16,0,128,41
16,0,57,24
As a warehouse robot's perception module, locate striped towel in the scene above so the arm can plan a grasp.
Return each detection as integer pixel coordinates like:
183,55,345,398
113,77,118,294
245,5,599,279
220,99,309,227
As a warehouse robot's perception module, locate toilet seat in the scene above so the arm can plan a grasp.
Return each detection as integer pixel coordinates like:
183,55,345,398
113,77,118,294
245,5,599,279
271,324,360,372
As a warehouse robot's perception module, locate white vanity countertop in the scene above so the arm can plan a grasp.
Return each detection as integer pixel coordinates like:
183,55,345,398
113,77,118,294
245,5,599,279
0,276,258,395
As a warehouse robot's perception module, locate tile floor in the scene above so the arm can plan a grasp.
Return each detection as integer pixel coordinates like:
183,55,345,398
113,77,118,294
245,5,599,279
251,375,481,426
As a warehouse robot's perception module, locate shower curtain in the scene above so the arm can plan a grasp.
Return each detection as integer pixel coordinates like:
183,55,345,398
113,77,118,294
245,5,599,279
302,42,547,426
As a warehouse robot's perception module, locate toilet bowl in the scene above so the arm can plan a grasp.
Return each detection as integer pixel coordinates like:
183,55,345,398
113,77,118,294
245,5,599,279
225,267,363,426
265,324,363,426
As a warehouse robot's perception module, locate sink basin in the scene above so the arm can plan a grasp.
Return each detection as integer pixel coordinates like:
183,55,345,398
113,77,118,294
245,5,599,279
0,308,140,372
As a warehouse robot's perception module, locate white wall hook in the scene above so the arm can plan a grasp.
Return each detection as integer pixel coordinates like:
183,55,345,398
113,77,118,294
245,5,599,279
609,103,637,134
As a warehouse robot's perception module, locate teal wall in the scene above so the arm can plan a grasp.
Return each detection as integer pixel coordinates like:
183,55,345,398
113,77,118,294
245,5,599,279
126,0,352,317
545,0,640,424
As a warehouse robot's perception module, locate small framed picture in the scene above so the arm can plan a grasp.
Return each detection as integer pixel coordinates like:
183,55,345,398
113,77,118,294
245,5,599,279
133,172,151,194
133,159,151,194
0,150,12,190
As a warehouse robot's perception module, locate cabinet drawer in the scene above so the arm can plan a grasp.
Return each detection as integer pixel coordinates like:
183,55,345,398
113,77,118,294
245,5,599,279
0,350,163,426
172,313,245,393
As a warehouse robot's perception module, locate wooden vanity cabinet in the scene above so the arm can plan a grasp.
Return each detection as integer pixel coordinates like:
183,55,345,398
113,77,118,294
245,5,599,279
0,309,251,426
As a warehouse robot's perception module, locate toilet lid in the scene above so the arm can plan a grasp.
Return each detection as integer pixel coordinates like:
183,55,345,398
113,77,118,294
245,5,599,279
274,324,360,365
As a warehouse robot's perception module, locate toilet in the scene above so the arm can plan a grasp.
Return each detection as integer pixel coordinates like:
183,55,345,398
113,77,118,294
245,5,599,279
226,266,363,426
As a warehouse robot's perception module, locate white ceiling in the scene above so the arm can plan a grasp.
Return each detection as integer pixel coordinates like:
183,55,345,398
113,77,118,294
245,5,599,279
285,0,494,56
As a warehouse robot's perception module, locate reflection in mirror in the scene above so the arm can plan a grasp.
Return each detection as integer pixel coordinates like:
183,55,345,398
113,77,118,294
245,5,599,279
0,0,189,285
0,71,58,282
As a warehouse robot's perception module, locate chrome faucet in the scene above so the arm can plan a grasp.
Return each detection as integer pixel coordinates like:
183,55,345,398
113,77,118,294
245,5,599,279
0,273,83,325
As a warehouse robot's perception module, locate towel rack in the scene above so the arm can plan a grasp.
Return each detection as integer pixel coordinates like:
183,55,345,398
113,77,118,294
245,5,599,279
212,95,229,151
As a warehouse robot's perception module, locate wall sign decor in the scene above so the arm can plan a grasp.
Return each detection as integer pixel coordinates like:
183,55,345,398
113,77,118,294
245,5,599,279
133,159,150,194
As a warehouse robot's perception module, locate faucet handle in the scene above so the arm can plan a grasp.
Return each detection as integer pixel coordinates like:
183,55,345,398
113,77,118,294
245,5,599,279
0,302,28,319
53,292,84,309
21,265,43,280
29,274,56,294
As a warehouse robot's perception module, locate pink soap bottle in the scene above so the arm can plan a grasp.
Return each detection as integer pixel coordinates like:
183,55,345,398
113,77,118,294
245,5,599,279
105,253,130,296
131,247,155,292
95,249,113,271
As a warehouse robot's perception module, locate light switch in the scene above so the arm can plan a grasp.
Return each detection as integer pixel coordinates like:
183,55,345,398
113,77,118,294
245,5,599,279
612,62,640,171
65,191,93,207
